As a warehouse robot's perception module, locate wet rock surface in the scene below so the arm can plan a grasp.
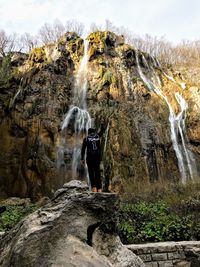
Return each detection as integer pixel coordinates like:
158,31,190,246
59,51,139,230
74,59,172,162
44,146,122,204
0,180,144,267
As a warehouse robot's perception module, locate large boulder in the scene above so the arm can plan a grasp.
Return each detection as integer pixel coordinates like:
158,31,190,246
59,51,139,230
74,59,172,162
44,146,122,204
0,180,144,267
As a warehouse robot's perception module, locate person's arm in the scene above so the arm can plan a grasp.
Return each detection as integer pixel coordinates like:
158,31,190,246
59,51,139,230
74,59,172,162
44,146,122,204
81,138,87,161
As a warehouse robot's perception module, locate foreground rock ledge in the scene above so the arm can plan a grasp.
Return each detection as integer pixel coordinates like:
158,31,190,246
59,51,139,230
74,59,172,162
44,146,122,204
0,180,144,267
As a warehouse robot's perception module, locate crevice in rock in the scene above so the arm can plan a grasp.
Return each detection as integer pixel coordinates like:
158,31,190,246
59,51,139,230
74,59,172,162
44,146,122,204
87,222,101,246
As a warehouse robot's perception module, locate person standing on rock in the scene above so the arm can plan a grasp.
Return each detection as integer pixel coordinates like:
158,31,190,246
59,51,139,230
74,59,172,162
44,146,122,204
81,128,102,193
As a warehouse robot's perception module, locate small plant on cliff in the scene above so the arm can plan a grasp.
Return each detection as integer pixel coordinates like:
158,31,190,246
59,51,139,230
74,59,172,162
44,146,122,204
0,204,38,231
0,54,11,87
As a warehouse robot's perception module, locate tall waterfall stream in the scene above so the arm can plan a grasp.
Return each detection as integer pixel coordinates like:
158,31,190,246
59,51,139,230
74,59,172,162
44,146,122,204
57,40,91,179
136,52,197,183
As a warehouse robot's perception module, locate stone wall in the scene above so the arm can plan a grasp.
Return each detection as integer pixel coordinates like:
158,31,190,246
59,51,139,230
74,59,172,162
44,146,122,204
127,241,200,267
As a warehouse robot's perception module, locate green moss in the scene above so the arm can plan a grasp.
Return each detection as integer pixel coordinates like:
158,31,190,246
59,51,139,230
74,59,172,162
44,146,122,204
75,37,83,46
0,54,12,88
31,47,46,60
98,66,105,78
87,31,107,53
67,37,82,52
102,70,113,86
111,74,118,85
88,46,96,58
88,31,105,44
28,47,49,67
132,77,140,83
0,204,38,231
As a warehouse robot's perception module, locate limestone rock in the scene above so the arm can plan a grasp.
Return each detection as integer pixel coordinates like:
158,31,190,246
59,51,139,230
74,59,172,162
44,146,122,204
0,181,143,267
10,52,28,67
93,229,145,267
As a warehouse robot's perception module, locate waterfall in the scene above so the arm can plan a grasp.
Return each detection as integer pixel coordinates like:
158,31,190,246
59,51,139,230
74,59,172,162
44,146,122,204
175,93,198,180
103,121,110,155
9,87,22,109
72,40,90,110
136,51,195,183
9,77,23,108
118,63,134,100
57,40,91,179
153,58,187,90
161,62,197,180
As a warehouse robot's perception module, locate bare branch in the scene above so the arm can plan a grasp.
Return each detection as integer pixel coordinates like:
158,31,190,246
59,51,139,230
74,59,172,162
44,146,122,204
65,19,84,36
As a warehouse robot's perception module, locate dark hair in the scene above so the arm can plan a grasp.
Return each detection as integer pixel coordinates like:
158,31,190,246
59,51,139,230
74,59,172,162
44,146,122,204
88,128,96,134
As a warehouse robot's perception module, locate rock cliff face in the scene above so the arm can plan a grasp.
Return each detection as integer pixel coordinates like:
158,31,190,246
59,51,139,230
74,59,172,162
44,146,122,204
0,180,144,267
0,31,200,199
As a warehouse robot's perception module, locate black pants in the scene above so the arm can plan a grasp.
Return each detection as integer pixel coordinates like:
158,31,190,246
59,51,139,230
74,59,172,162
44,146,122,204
86,157,101,189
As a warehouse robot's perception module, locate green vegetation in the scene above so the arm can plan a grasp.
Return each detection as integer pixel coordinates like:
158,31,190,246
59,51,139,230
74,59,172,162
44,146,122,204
0,204,38,231
0,54,11,87
118,183,200,244
102,70,113,86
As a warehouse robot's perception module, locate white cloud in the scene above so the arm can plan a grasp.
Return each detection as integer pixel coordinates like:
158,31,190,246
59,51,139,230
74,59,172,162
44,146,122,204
0,0,200,43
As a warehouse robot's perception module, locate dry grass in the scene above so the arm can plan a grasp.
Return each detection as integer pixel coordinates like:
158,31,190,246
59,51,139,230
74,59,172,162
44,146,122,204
121,178,200,205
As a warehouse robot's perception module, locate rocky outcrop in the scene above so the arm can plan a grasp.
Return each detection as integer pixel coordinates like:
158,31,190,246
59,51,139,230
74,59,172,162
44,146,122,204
0,31,200,199
0,180,144,267
0,33,80,200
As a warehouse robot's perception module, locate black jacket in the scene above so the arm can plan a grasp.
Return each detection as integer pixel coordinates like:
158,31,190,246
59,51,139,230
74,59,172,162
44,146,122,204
81,133,101,161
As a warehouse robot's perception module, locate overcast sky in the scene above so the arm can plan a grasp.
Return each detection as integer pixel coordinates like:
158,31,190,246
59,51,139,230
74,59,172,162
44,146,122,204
0,0,199,44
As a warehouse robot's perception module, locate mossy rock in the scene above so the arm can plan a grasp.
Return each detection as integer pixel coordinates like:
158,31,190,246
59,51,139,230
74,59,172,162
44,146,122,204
58,32,80,43
63,36,84,63
87,31,118,60
102,70,113,86
87,31,116,47
111,74,118,85
0,55,12,88
87,32,107,55
88,46,96,59
28,47,48,66
98,66,105,78
88,31,106,45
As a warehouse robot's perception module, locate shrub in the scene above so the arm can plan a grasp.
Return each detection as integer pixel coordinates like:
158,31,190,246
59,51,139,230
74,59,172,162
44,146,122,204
118,200,195,244
0,204,38,231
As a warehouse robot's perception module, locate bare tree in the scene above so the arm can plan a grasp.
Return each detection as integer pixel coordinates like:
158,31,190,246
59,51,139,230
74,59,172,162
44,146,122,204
18,32,39,52
38,19,84,45
0,30,7,56
38,20,65,45
105,19,117,32
54,19,65,38
1,20,200,68
89,19,200,68
38,22,56,44
171,40,200,67
90,22,102,32
0,30,18,56
65,19,84,36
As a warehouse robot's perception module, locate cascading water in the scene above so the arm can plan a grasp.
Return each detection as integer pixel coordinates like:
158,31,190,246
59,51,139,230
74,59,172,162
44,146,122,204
57,40,91,179
152,56,187,90
175,93,198,180
136,51,196,183
122,68,135,100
